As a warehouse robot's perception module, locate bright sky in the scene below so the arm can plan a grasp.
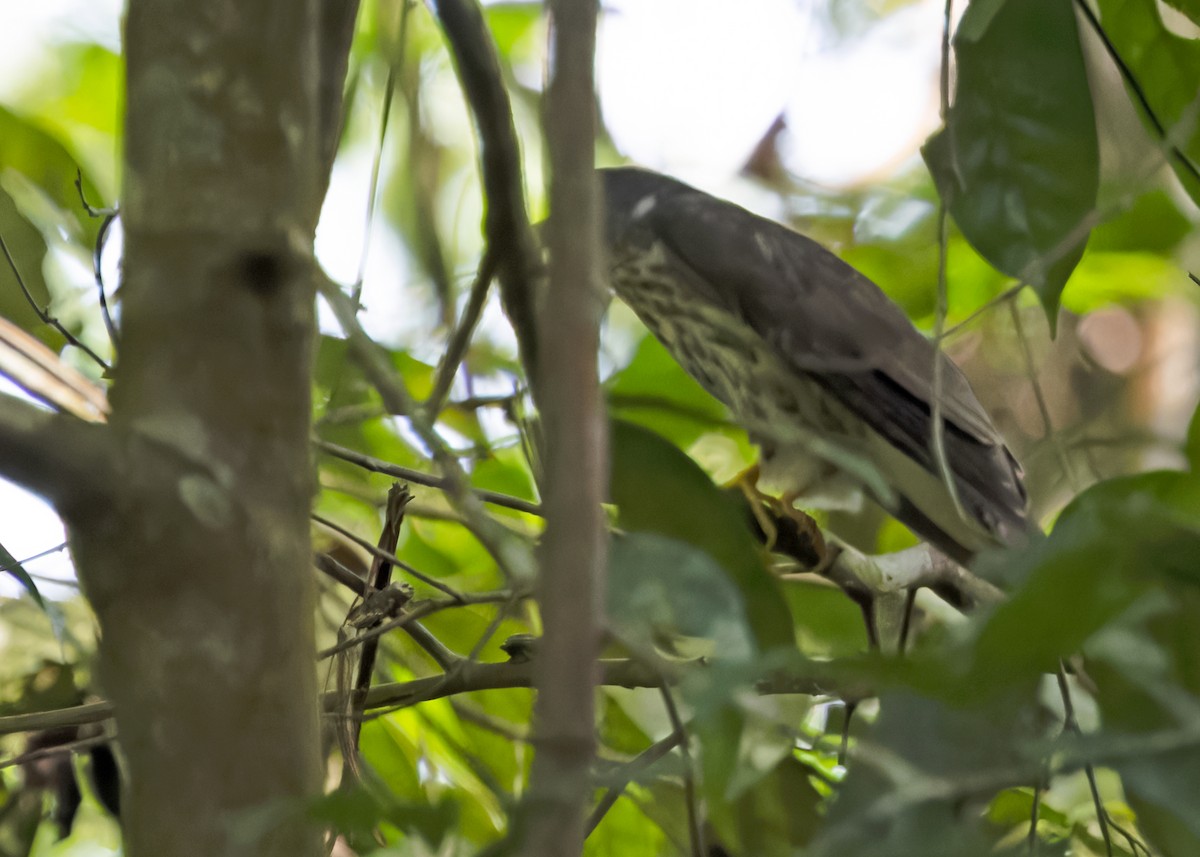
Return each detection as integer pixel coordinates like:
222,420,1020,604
0,0,947,599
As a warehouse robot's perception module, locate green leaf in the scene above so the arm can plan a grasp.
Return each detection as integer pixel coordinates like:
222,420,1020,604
609,420,794,653
969,472,1200,689
1097,0,1200,207
706,756,824,857
965,472,1200,695
0,540,44,609
608,532,757,661
923,0,1099,326
584,795,667,857
0,187,61,350
781,579,869,657
812,691,1029,857
0,106,106,245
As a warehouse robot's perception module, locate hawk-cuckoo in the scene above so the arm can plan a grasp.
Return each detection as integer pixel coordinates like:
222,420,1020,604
600,167,1028,564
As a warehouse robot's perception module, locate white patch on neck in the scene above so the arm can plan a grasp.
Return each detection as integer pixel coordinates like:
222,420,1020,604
631,194,657,220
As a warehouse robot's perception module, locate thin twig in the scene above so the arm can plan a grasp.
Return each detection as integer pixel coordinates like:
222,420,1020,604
659,684,705,857
0,732,113,771
312,512,465,600
316,437,541,514
0,233,110,371
319,601,440,660
318,275,536,583
427,0,543,382
586,730,684,835
403,620,463,671
1056,665,1114,857
425,246,499,417
350,5,409,309
340,485,412,783
74,171,119,343
1008,301,1081,492
938,282,1024,341
1,541,69,576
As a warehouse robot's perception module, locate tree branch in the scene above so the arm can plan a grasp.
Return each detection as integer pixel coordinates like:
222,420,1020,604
0,392,116,508
315,437,541,515
426,0,543,383
521,1,607,853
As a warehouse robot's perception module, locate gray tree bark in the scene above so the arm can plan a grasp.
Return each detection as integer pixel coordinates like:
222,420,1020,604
522,1,607,855
0,0,356,854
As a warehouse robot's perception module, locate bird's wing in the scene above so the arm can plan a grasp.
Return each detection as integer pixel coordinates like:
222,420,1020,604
648,190,1028,541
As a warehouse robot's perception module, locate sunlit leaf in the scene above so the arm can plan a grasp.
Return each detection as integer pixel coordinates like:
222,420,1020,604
924,0,1099,325
1060,250,1181,314
0,106,105,244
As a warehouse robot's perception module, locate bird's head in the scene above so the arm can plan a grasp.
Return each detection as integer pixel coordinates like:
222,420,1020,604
599,167,692,249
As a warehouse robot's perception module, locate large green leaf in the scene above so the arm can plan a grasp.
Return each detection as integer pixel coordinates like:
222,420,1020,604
811,690,1032,857
607,532,757,661
968,471,1200,691
924,0,1098,325
609,419,794,653
1097,0,1200,207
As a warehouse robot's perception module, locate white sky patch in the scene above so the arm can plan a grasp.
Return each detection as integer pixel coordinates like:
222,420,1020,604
598,0,803,182
0,0,121,101
598,0,946,188
783,1,942,186
0,380,75,600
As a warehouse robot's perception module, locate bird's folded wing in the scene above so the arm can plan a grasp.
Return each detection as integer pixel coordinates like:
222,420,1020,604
651,191,1027,539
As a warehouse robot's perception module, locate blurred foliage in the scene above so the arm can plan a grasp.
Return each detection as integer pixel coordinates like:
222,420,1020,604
2,0,1200,855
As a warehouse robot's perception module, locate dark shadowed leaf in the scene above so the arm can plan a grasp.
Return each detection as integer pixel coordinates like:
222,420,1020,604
0,188,61,350
706,755,824,857
967,471,1200,690
609,419,794,652
0,541,43,610
924,0,1098,325
811,691,1033,857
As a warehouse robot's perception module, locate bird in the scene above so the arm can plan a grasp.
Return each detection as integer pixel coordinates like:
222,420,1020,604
599,166,1028,565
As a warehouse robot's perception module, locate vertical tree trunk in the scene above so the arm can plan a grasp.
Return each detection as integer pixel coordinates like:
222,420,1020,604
61,1,328,854
523,0,606,854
